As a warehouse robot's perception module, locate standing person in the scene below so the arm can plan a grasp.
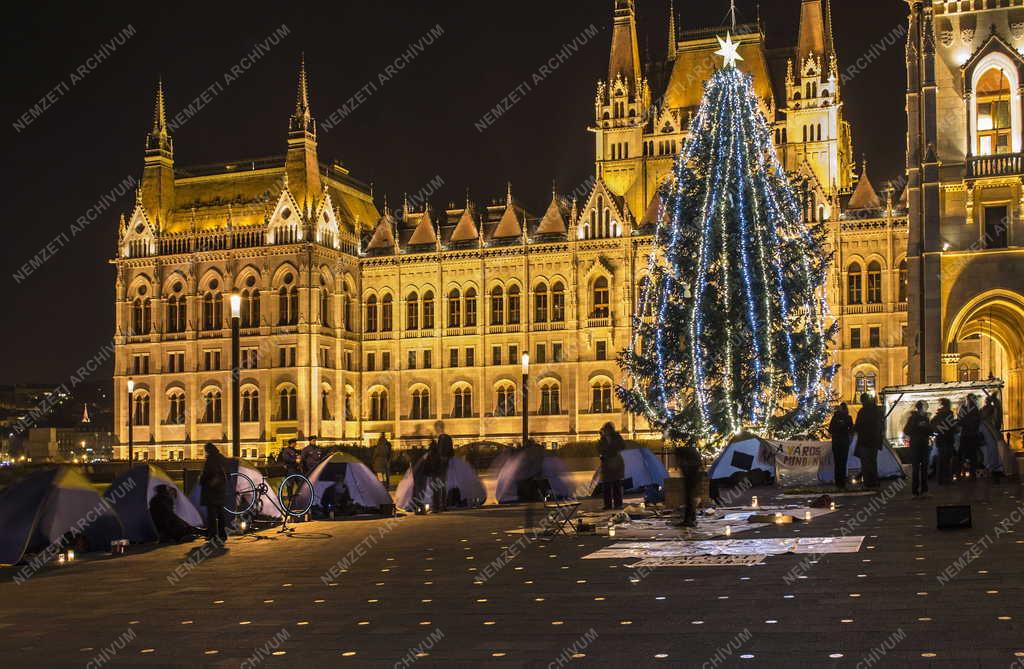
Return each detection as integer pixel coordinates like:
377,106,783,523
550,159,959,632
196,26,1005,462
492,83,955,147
959,395,983,478
300,436,323,476
199,443,229,545
674,441,703,527
828,404,855,489
597,422,626,510
931,398,959,485
854,393,884,489
280,438,301,496
433,422,454,511
372,433,393,487
981,393,1003,434
904,401,934,497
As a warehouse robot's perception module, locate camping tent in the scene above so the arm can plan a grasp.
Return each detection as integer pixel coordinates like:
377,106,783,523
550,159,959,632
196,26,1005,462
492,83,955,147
296,453,392,511
495,449,574,503
104,465,203,543
710,436,905,485
394,456,487,511
188,460,283,520
817,436,905,483
589,447,669,494
0,467,124,566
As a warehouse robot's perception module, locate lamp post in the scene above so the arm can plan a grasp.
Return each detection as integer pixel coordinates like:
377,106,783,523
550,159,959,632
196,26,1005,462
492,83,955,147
230,293,241,459
126,377,135,465
521,353,530,448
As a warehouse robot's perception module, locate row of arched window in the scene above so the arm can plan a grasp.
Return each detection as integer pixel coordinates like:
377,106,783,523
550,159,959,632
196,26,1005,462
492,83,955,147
643,139,677,157
129,385,346,426
847,259,908,305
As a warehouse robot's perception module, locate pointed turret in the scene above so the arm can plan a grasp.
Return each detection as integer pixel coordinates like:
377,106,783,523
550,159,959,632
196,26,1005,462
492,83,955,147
537,192,569,236
450,203,480,244
847,161,882,210
797,0,834,65
367,209,398,253
408,206,440,247
667,0,677,61
608,0,641,89
285,54,322,209
141,79,174,225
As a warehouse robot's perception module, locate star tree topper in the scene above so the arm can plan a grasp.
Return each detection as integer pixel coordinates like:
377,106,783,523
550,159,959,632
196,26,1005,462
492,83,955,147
714,32,743,68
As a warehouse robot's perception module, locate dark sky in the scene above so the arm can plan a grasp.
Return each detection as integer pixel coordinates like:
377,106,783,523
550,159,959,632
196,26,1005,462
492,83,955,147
0,0,907,384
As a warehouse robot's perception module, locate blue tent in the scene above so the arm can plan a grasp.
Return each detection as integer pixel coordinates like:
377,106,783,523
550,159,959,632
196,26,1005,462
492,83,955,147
295,453,392,511
495,450,573,503
394,456,487,511
0,467,124,566
590,447,669,494
104,465,203,543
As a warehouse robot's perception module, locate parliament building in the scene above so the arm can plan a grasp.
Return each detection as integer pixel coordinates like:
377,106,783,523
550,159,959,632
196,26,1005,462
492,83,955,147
116,0,1014,460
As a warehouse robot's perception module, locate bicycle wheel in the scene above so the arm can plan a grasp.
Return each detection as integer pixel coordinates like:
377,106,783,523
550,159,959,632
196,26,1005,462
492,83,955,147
278,474,314,517
225,471,258,515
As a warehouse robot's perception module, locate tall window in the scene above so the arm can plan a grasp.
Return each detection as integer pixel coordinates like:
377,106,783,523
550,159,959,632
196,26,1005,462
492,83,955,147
406,292,419,330
369,389,389,421
422,291,435,329
534,282,548,323
977,67,1011,156
343,292,353,331
202,292,222,330
464,288,478,327
366,295,378,332
132,393,150,425
241,389,259,422
131,297,152,335
507,286,521,325
241,286,260,328
491,286,505,325
321,388,332,420
201,389,222,423
448,289,461,328
551,282,565,322
278,387,297,420
847,263,863,305
320,287,331,327
866,261,882,304
278,275,298,326
855,371,877,398
591,380,613,413
167,391,185,425
495,383,516,417
411,388,430,419
592,277,610,318
540,381,561,415
452,386,472,418
898,260,908,303
167,294,187,333
959,361,981,382
381,294,393,332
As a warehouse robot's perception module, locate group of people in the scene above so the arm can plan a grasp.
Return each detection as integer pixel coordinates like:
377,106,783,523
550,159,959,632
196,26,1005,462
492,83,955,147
411,422,453,512
828,393,886,490
278,436,326,480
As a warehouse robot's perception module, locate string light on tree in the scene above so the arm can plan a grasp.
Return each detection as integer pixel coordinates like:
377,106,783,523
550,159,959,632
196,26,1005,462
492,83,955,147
617,31,837,455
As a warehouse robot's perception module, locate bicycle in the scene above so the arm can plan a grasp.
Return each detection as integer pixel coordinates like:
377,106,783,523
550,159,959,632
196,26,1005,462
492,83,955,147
223,470,315,533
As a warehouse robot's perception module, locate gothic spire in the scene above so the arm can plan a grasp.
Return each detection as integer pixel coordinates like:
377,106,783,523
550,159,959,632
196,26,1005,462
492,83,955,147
295,53,310,122
667,0,677,61
608,0,641,88
797,0,834,66
145,78,172,155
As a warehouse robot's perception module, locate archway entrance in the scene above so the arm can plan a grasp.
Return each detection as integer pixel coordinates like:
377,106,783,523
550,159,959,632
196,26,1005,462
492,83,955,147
946,292,1024,438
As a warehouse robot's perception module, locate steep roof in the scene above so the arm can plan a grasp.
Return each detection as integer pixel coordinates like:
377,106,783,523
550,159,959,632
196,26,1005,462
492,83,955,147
366,212,397,251
847,164,883,210
797,0,834,65
407,207,439,246
449,204,480,243
665,28,775,112
536,195,569,235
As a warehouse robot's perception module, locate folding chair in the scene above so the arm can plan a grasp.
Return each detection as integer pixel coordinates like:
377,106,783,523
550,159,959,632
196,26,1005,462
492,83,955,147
543,501,581,536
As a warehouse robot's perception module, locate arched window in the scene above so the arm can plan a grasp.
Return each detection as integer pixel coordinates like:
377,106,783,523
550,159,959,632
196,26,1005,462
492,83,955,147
202,292,222,330
132,392,150,426
591,379,614,413
167,391,186,425
369,388,389,421
866,261,883,304
534,282,548,323
343,389,353,420
855,371,877,398
452,385,473,418
278,274,298,326
959,360,981,382
410,387,431,419
976,67,1011,156
495,383,516,417
365,295,378,333
847,263,863,305
201,389,222,423
817,123,822,141
343,292,353,331
167,293,187,333
898,259,908,303
491,286,505,325
321,387,332,420
320,287,331,327
241,285,260,328
592,277,610,318
540,381,561,415
131,297,152,335
448,289,461,328
465,287,478,327
507,286,521,325
422,290,435,329
240,388,259,422
551,282,565,322
406,291,419,330
381,294,393,332
802,125,808,143
278,387,297,421
637,276,655,317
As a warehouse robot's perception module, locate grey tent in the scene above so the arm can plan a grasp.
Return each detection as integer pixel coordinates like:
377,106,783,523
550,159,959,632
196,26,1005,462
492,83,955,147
104,465,203,543
0,467,124,566
394,456,487,511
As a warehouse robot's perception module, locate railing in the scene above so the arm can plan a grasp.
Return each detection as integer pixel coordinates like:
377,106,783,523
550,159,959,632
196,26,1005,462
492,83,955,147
488,324,522,334
865,303,886,314
843,305,864,315
587,317,611,328
363,331,394,341
967,152,1024,178
532,321,567,331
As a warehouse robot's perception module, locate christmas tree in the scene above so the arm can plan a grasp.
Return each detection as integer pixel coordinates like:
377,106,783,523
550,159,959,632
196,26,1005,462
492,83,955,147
618,34,837,454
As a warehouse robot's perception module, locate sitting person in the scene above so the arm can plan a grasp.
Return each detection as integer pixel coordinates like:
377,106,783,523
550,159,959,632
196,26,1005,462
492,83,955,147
149,485,198,543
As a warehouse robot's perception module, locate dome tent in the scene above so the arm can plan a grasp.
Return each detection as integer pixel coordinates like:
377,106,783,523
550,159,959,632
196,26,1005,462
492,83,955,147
494,448,574,503
0,467,124,566
188,459,283,520
104,464,203,543
589,447,669,494
295,453,392,512
394,456,487,511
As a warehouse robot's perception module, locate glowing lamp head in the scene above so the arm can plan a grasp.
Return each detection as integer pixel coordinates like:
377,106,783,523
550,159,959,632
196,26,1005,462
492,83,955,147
522,353,530,375
230,293,242,318
127,378,135,394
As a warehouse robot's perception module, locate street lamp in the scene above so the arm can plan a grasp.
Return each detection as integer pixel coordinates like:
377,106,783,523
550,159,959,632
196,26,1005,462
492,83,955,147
521,353,530,448
126,377,135,465
230,293,242,459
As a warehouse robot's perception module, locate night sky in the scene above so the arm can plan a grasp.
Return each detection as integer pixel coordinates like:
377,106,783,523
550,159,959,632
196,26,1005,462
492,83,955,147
0,0,907,385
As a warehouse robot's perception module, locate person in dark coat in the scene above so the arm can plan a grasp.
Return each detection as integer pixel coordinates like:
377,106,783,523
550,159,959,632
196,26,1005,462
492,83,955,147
199,442,229,544
931,398,958,485
854,393,884,488
959,395,983,477
300,436,323,475
673,442,703,527
149,485,198,543
372,433,393,487
828,403,855,489
434,422,455,508
904,401,934,497
280,439,301,497
598,422,626,510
